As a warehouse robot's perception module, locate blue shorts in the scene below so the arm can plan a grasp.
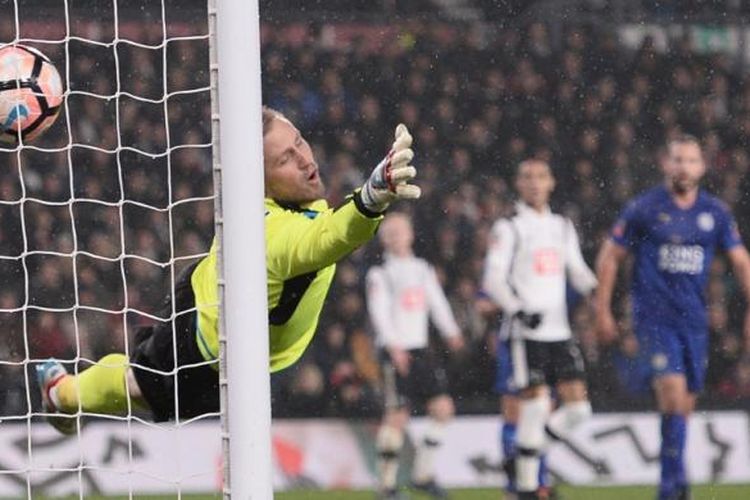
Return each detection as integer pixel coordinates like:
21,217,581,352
635,323,709,393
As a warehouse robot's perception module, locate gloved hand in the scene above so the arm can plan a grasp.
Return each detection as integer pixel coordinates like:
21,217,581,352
516,311,543,330
360,123,421,213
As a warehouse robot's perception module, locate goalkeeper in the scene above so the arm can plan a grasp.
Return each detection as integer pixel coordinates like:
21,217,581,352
37,107,420,432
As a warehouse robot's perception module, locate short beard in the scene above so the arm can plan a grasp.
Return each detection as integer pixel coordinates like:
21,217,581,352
670,178,696,195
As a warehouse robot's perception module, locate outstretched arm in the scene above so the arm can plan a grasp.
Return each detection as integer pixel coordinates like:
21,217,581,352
268,124,420,279
266,195,382,279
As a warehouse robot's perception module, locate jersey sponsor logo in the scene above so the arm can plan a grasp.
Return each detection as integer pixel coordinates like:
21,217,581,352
533,248,561,275
400,287,426,310
697,212,715,232
658,244,704,274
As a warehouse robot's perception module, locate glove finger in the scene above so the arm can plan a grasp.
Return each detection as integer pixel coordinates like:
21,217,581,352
392,125,412,151
389,148,414,167
395,123,408,140
394,183,421,199
389,166,416,184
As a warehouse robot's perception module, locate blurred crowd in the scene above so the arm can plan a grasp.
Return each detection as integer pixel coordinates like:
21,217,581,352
641,0,750,17
262,20,750,415
2,17,750,419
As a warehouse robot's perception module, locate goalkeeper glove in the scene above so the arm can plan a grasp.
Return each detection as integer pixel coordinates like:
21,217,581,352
360,123,421,213
516,311,543,330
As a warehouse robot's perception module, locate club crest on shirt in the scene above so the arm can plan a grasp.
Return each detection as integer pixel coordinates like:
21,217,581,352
697,212,714,232
651,353,668,371
400,287,426,310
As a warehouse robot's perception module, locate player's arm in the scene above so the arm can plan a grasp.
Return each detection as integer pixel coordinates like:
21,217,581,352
366,268,400,346
482,220,523,315
726,245,750,348
595,201,640,343
717,208,750,348
267,196,382,278
425,266,463,351
365,268,410,375
482,220,542,328
268,124,419,279
722,232,750,352
594,239,628,344
565,218,598,295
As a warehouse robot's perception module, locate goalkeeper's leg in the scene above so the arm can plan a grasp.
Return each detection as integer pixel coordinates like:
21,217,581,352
39,355,146,414
38,262,218,431
37,355,147,434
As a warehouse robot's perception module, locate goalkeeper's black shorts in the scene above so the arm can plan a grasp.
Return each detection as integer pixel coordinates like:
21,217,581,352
130,262,220,422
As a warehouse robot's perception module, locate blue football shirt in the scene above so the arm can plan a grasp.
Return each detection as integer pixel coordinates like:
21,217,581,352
611,185,742,330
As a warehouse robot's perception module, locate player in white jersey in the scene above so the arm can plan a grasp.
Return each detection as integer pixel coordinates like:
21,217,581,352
366,213,464,500
483,159,598,500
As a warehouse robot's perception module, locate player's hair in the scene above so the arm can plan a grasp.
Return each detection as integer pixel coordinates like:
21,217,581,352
262,106,284,136
667,134,702,151
516,158,552,177
378,211,412,245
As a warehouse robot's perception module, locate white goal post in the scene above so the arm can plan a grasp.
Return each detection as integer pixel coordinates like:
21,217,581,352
0,0,271,498
210,0,273,498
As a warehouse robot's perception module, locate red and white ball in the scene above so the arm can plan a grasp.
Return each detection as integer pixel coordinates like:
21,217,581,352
0,44,63,144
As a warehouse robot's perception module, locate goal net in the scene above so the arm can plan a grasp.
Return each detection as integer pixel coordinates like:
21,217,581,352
0,0,268,498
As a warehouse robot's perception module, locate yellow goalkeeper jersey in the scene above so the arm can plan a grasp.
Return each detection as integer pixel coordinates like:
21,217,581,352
189,193,382,372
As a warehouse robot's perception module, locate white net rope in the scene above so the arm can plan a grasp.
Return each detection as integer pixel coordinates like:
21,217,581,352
0,1,219,497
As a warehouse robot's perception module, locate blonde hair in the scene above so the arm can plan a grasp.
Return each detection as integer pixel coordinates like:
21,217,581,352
667,134,701,150
262,106,284,136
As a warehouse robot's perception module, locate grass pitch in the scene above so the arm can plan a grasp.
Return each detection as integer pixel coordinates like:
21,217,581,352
38,483,750,499
272,485,748,499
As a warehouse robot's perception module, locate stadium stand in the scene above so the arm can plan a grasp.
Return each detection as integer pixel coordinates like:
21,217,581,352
2,14,749,419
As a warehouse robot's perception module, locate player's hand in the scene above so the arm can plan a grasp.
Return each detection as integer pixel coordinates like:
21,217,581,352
446,335,465,352
388,346,411,377
360,124,421,213
516,311,543,330
474,296,497,316
596,308,619,344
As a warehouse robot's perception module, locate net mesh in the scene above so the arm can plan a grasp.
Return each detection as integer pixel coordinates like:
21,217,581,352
0,1,220,497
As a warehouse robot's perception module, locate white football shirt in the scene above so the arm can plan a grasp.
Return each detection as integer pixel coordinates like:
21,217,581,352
483,202,597,341
366,254,461,349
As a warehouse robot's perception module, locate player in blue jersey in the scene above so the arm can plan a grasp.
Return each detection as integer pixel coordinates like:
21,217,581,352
595,135,750,500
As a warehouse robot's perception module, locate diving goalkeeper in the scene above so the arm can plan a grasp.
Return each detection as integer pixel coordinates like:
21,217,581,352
37,107,420,432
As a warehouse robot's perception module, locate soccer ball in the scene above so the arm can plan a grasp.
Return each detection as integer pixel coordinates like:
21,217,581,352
0,44,63,144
